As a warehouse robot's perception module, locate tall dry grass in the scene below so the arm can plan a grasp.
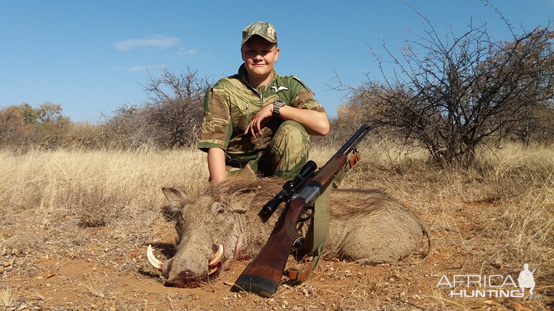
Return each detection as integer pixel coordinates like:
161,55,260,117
0,143,552,298
0,148,209,227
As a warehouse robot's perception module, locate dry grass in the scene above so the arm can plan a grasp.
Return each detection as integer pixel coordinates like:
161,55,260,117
0,287,17,310
356,143,553,261
0,148,209,227
0,143,552,310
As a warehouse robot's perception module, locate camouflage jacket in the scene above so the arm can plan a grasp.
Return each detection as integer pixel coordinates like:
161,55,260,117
198,64,325,162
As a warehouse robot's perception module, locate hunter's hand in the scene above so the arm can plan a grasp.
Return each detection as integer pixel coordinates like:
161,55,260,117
245,103,273,138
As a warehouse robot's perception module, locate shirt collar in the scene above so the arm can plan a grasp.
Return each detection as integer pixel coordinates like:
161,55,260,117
238,63,278,94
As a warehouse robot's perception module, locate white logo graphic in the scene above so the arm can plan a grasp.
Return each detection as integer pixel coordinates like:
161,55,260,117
271,85,289,93
518,262,540,295
436,262,543,299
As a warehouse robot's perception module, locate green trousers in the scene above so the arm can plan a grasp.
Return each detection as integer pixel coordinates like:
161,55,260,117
226,120,309,178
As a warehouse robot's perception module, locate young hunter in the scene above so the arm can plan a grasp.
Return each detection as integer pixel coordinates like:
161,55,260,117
198,21,330,183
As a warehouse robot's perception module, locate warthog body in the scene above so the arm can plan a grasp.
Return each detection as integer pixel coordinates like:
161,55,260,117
151,177,430,287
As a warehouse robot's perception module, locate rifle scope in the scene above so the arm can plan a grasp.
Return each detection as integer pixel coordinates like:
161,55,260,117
262,160,318,216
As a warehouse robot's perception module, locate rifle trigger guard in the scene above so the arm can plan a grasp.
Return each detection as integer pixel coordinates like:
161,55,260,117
292,236,305,249
298,205,314,222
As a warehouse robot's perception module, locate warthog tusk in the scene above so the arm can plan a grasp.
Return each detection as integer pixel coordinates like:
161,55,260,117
147,245,163,270
208,244,224,273
208,244,223,266
208,266,218,275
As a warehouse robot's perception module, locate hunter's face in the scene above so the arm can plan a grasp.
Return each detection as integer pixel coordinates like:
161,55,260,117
241,36,279,86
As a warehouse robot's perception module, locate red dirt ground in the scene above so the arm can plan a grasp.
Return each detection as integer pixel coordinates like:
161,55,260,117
1,201,552,310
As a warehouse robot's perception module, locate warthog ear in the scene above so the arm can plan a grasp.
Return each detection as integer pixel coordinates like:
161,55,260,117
228,188,258,214
161,187,186,221
162,187,185,201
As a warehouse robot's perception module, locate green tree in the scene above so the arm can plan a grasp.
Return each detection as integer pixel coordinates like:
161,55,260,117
36,102,71,148
0,102,71,149
0,104,33,147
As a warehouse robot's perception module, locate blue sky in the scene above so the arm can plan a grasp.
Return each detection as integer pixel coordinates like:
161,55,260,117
1,0,552,123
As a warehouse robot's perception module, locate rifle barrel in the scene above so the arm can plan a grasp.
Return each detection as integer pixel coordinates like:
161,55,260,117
532,262,542,274
335,124,372,155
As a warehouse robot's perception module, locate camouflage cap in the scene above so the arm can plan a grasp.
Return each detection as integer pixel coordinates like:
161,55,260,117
241,21,277,46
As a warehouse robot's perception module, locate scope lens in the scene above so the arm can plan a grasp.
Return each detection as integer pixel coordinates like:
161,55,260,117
263,195,282,215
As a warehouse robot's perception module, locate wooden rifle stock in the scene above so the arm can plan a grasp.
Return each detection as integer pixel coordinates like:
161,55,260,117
231,198,307,297
232,124,372,297
232,154,347,297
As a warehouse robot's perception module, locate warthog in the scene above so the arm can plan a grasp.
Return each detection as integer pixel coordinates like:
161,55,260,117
147,177,431,287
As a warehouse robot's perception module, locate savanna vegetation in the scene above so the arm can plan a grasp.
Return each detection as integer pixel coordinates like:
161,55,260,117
0,143,552,310
1,6,553,310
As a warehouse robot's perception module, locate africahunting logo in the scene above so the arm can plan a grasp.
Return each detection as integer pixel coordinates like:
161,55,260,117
436,263,543,299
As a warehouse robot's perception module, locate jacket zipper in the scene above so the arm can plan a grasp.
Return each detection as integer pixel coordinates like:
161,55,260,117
245,88,263,125
246,103,249,125
257,93,264,148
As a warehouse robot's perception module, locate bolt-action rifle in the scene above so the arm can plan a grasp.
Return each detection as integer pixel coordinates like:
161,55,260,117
232,124,373,297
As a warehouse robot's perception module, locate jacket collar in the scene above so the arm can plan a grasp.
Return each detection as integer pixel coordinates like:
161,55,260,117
238,63,278,94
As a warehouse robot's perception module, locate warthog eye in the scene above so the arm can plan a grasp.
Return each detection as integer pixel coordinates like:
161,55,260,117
211,203,225,215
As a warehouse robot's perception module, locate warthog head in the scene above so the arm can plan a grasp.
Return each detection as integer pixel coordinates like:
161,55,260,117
147,185,259,287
